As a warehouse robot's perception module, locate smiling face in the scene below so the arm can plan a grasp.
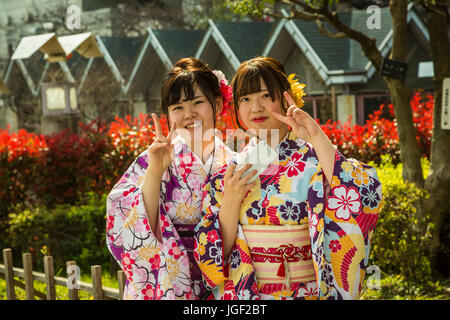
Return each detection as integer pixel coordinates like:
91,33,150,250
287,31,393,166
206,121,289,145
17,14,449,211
237,77,289,143
167,84,218,149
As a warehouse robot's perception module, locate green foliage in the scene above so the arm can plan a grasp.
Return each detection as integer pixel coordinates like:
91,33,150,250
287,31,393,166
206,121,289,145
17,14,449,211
6,192,111,275
225,0,342,18
225,0,274,17
369,155,434,290
361,274,450,300
0,271,119,300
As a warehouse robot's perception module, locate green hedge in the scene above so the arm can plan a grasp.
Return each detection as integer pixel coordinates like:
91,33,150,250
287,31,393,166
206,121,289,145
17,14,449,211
3,192,117,275
369,156,433,286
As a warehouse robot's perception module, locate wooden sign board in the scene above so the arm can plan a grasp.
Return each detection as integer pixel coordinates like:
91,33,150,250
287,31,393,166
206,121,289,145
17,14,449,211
380,58,408,80
442,78,450,130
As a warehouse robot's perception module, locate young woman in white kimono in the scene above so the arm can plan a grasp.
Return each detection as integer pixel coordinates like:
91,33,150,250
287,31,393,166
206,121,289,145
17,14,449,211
194,57,382,300
106,58,235,300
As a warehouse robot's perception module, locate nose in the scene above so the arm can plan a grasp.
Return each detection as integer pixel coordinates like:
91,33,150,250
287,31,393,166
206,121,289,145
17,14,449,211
250,97,265,113
183,103,197,119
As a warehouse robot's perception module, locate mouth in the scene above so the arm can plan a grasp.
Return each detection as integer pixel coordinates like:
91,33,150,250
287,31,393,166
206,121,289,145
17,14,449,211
251,117,268,123
185,121,202,129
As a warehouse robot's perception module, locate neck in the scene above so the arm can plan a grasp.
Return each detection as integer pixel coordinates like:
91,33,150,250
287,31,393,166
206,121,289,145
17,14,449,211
189,135,216,163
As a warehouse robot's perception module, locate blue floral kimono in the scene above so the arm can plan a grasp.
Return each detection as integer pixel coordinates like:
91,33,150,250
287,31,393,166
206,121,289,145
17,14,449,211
194,131,382,300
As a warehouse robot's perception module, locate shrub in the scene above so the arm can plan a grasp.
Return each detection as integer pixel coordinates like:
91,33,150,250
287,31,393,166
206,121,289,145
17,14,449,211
104,113,166,184
0,126,47,218
6,192,112,275
31,125,111,207
320,92,433,164
369,155,433,288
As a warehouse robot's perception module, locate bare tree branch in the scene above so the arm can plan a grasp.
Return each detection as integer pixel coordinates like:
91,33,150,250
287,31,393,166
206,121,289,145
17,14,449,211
273,0,382,69
315,20,348,38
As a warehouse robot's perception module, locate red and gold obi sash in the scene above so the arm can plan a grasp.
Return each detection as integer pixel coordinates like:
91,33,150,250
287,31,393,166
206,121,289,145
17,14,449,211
241,224,316,289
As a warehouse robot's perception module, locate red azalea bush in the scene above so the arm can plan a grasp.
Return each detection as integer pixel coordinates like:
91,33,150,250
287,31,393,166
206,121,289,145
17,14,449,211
321,103,400,164
105,113,168,181
31,120,112,207
411,92,434,157
30,114,169,208
0,126,48,217
320,92,433,164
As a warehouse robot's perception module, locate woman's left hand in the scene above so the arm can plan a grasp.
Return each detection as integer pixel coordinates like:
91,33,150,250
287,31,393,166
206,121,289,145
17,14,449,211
270,91,322,143
272,91,336,185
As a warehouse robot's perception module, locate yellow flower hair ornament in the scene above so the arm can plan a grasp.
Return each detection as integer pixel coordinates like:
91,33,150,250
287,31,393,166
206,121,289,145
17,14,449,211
287,73,306,108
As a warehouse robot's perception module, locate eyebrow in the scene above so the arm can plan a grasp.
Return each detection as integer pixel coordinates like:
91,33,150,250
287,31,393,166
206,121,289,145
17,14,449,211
181,95,202,102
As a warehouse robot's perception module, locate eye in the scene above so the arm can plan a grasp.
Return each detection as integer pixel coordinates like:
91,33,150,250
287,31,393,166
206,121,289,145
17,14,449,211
240,97,249,102
172,105,183,111
262,93,271,99
194,99,204,105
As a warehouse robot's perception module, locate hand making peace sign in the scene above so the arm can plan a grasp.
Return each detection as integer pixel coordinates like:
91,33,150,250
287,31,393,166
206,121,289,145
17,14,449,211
147,113,177,175
270,91,322,144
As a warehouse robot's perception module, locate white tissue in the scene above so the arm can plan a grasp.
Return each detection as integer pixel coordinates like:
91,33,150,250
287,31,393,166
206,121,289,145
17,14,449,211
234,139,278,183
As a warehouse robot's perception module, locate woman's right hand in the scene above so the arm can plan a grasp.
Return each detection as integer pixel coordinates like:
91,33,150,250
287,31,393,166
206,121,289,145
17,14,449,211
223,163,258,205
147,113,176,176
219,163,258,260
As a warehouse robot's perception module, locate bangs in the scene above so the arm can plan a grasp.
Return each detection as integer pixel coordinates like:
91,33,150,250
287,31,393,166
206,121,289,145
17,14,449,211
232,66,285,108
162,72,197,108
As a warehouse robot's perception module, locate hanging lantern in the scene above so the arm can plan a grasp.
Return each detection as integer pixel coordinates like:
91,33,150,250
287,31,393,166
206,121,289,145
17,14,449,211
41,82,78,116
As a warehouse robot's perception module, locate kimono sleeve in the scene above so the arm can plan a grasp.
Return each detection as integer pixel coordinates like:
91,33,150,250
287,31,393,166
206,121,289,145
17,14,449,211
105,150,188,300
193,172,229,290
309,150,382,299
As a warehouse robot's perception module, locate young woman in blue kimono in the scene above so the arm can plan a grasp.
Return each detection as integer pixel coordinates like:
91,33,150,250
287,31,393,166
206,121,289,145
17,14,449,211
194,56,382,300
106,58,236,300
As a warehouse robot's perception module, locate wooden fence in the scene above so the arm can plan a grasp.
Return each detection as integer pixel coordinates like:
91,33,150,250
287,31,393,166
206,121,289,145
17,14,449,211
0,248,126,300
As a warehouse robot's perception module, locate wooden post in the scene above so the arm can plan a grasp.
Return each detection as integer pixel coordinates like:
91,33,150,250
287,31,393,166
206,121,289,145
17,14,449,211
91,265,103,300
66,261,79,300
331,86,336,121
117,270,126,300
44,256,56,300
22,253,34,300
3,248,15,300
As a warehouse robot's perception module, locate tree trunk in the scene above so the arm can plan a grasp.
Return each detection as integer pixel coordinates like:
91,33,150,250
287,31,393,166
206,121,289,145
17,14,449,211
320,0,425,186
386,0,424,186
423,3,450,272
384,79,425,186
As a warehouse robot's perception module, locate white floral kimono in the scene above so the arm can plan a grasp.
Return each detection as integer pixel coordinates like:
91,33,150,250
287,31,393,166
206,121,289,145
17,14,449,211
106,135,236,299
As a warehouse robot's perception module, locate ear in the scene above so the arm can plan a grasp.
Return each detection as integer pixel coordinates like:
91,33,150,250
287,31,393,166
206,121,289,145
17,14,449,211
215,96,223,115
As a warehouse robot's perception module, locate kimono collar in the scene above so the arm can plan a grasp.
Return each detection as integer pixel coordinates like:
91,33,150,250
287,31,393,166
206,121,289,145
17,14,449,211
171,134,231,172
245,130,303,151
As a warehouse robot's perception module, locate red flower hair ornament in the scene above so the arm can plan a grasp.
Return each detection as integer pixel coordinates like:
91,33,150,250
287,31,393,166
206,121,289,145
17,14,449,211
212,70,233,116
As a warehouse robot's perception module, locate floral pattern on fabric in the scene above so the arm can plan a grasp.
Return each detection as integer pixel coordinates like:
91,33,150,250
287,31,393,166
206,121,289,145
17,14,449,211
194,131,382,300
106,136,236,299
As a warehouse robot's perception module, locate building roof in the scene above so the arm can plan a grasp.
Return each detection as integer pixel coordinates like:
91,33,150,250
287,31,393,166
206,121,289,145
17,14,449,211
152,29,203,63
99,36,143,76
288,7,393,72
214,21,274,62
6,4,430,96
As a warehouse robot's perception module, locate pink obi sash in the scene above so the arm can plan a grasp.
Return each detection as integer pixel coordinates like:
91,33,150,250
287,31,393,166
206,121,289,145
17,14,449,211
241,224,316,290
